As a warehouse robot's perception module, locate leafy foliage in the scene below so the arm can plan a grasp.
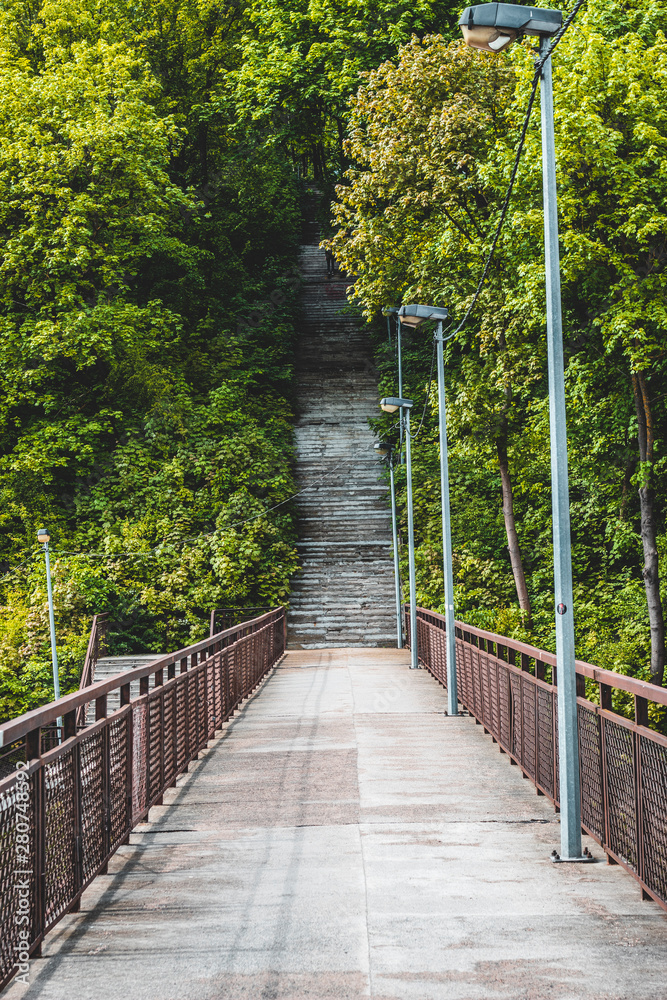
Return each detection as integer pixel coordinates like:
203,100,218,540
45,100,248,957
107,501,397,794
332,2,667,709
0,0,303,721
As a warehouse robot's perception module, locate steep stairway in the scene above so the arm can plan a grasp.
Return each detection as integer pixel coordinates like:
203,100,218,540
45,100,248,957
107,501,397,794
287,202,397,648
83,655,158,722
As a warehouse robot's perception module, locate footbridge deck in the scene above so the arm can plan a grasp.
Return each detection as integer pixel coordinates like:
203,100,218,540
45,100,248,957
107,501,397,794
4,644,665,1000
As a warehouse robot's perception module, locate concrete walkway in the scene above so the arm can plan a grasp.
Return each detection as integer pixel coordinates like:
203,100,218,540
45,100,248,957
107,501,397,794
9,650,667,1000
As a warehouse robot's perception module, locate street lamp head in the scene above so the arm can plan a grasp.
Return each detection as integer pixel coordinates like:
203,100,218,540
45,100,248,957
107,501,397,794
374,441,391,460
398,304,449,328
459,4,563,53
37,528,50,544
380,397,413,413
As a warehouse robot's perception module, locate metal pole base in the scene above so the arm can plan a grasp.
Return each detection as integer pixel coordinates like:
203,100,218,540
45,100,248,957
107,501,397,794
409,665,421,670
551,849,596,863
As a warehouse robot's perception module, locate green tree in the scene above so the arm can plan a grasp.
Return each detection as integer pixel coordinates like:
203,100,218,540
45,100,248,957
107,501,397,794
234,0,462,178
332,7,667,693
332,36,539,620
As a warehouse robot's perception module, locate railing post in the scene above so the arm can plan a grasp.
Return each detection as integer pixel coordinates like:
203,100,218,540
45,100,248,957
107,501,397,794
63,710,77,741
155,668,165,802
634,695,649,728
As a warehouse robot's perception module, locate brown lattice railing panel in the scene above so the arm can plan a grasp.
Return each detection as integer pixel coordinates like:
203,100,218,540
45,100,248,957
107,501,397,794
80,730,105,883
0,607,286,991
412,606,667,912
604,717,638,871
578,706,604,844
43,753,76,930
0,770,36,986
640,736,667,904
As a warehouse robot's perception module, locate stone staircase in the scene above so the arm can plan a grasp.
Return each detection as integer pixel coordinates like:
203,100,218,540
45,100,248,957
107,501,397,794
287,204,397,648
83,655,158,722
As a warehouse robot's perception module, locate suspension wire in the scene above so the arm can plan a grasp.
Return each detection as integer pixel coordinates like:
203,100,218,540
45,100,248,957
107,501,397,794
403,0,588,445
443,0,588,343
407,339,437,440
180,459,357,540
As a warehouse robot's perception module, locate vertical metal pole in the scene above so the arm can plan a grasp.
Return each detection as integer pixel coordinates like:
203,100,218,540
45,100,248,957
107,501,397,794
397,319,404,460
540,36,582,860
404,408,419,669
435,324,458,715
389,458,403,648
44,543,62,735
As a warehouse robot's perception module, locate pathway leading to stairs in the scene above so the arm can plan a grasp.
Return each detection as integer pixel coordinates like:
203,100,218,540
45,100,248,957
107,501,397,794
287,197,396,648
9,649,666,1000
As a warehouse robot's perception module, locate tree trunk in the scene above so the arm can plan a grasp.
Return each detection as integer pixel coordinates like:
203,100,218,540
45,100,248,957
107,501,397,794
336,117,345,176
496,434,532,626
632,372,665,687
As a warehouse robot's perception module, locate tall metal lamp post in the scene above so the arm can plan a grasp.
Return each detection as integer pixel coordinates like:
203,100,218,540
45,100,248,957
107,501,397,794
383,306,405,456
379,397,418,668
398,304,457,715
37,528,62,735
375,441,403,648
459,3,588,862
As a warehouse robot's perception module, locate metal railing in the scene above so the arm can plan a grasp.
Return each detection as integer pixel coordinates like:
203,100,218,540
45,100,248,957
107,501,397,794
209,607,275,636
409,606,667,913
76,613,109,728
0,607,286,991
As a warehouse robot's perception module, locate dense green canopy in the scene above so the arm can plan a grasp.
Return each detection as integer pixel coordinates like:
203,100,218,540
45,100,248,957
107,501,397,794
0,0,666,728
0,0,463,720
332,1,667,721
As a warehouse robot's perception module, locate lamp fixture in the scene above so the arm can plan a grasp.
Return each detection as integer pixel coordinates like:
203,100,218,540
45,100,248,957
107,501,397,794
380,397,413,413
398,304,449,328
459,3,562,53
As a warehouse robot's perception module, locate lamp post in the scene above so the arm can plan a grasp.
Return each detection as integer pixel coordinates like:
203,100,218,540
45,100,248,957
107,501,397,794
383,306,405,457
380,397,418,667
398,305,457,715
37,528,62,735
459,3,588,862
375,441,403,648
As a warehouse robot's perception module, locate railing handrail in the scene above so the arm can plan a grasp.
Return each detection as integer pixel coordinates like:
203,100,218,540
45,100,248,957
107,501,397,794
413,606,667,708
0,607,284,747
78,613,107,691
209,605,275,637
